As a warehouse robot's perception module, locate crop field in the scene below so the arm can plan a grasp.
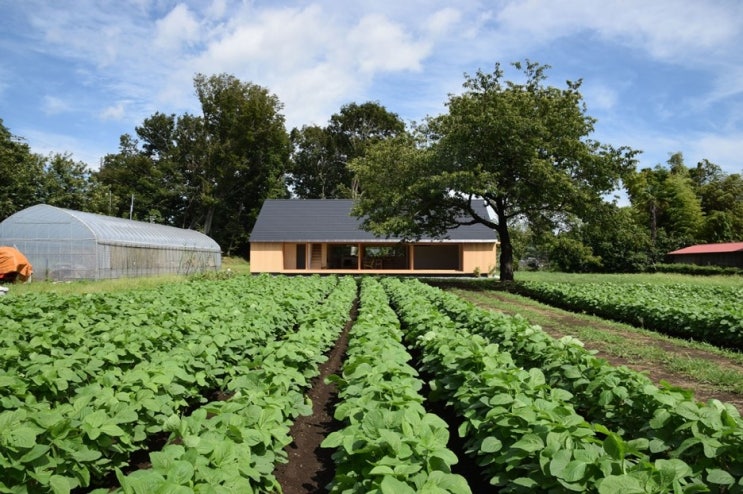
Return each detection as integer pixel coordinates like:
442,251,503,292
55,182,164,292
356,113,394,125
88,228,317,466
1,274,742,493
516,279,743,349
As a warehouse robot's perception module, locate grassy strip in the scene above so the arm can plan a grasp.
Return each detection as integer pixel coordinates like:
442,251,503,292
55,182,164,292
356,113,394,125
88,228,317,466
3,256,250,297
449,288,743,395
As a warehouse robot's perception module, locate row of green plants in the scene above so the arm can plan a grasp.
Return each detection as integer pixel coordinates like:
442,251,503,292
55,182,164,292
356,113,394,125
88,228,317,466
418,280,743,490
0,275,335,408
383,278,720,493
0,275,348,493
103,275,358,493
516,281,743,349
652,264,743,277
322,277,470,493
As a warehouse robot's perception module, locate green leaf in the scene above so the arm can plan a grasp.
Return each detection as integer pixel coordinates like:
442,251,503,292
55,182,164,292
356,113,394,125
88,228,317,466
598,475,645,494
320,430,344,449
561,460,587,483
379,475,416,494
510,433,544,453
706,468,735,486
602,432,626,461
655,459,692,484
49,475,76,494
167,460,195,484
72,447,103,463
7,426,39,449
480,436,502,453
549,449,572,477
369,465,395,475
100,423,126,437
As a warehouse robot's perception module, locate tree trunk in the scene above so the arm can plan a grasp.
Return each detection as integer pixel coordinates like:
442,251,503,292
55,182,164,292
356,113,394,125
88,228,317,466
204,206,215,236
497,221,514,282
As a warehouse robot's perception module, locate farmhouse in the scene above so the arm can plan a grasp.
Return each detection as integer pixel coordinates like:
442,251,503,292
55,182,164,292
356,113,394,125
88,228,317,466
667,242,743,269
249,199,498,275
0,204,221,281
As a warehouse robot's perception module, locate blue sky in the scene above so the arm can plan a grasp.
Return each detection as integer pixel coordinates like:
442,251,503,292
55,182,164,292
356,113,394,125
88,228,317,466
1,0,742,178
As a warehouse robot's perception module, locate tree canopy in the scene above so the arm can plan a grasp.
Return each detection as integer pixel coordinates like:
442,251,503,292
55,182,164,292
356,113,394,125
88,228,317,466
351,61,638,280
288,101,405,198
96,74,290,255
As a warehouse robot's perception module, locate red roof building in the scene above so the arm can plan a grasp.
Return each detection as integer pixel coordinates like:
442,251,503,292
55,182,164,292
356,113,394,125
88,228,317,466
668,242,743,268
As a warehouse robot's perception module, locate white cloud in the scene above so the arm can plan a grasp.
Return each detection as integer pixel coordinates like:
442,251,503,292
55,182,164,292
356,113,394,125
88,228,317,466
42,96,72,115
424,8,462,36
347,14,431,73
494,0,743,65
99,102,127,121
583,83,618,112
154,3,200,52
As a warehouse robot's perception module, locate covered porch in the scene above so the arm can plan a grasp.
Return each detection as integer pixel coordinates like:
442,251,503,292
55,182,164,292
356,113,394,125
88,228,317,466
250,241,496,275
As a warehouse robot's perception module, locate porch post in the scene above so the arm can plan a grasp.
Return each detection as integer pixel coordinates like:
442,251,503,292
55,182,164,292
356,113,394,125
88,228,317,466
409,244,415,271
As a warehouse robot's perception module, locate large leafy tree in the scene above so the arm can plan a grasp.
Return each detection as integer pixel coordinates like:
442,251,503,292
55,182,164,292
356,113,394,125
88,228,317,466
97,74,290,255
0,119,46,220
194,73,290,254
287,125,339,198
351,62,637,281
689,159,743,242
288,101,405,198
42,152,104,212
96,133,171,221
626,153,706,259
549,204,651,273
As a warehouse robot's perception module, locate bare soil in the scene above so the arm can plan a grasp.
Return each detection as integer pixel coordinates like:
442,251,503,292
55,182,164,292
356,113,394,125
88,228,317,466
273,303,355,494
453,289,743,413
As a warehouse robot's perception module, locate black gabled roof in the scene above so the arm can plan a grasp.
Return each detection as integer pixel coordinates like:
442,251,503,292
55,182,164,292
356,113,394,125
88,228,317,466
249,199,498,243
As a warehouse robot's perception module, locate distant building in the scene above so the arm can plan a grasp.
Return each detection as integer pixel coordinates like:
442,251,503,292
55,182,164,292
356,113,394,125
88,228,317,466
0,204,221,281
249,199,498,275
667,242,743,269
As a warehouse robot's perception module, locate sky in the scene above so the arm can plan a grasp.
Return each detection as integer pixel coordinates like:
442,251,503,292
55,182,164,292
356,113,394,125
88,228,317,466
1,0,742,179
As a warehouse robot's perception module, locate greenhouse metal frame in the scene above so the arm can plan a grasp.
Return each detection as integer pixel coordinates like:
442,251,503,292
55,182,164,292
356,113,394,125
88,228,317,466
0,204,222,281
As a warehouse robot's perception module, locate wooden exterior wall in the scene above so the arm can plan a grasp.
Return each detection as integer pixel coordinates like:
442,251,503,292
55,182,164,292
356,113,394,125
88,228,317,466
462,243,497,275
250,243,284,272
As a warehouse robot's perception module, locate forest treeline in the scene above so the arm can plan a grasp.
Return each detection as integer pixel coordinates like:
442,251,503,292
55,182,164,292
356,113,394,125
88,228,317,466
1,67,741,272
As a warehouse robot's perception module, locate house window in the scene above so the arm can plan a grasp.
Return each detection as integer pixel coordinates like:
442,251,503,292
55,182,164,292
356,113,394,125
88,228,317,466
327,244,358,269
363,245,408,269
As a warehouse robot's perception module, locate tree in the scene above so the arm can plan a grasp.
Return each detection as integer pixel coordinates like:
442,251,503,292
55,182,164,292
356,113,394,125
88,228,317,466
95,134,168,221
351,62,637,281
0,119,46,220
564,204,651,272
287,125,339,198
689,159,743,242
96,74,291,255
41,153,96,211
194,73,290,254
626,153,706,257
288,101,405,198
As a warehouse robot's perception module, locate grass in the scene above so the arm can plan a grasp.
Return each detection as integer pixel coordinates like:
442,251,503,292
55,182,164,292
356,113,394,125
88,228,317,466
2,256,251,297
452,287,743,395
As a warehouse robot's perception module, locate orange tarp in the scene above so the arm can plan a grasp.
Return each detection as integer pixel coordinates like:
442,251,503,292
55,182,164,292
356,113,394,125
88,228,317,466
0,246,33,282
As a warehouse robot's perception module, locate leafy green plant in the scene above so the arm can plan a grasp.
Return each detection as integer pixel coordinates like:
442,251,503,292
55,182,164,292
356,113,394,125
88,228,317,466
322,278,470,493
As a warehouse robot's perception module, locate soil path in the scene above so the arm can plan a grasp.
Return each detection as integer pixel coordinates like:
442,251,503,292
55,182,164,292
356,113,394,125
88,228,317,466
451,288,743,413
273,301,355,494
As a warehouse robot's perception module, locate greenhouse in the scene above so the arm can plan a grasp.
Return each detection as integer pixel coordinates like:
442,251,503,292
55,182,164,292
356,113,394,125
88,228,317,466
0,204,222,281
